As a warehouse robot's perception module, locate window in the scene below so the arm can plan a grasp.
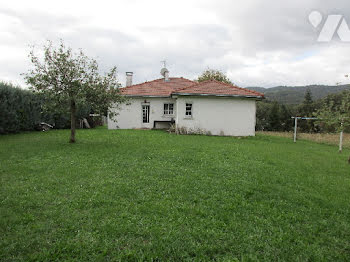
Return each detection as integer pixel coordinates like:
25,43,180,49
185,103,192,117
142,105,150,123
163,103,174,115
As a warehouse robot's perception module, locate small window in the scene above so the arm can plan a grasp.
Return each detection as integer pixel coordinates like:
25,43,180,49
164,103,174,115
185,103,192,117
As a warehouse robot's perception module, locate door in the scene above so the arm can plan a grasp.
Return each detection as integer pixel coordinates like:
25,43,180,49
142,105,150,123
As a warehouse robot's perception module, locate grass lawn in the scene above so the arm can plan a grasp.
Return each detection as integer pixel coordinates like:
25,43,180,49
1,129,350,261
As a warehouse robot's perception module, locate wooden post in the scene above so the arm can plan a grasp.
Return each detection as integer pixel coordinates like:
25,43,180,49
293,117,298,143
339,121,344,153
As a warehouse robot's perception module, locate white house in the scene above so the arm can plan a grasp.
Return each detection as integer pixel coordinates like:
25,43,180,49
108,69,264,136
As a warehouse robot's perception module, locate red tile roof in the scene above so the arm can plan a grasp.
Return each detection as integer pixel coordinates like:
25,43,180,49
173,80,264,98
121,77,195,97
121,78,264,98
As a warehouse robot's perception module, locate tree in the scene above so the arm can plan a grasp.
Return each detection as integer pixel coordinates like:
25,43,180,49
298,89,315,132
316,90,350,132
299,89,314,115
267,101,281,131
316,90,350,156
24,41,126,143
256,101,272,131
197,69,233,84
279,104,293,131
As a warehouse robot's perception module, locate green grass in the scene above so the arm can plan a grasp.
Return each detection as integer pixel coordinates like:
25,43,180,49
1,129,350,261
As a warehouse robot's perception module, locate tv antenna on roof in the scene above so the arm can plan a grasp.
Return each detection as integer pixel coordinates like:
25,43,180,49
161,60,167,68
160,60,169,78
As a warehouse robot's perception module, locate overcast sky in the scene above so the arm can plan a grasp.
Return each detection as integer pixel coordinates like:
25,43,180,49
1,0,350,88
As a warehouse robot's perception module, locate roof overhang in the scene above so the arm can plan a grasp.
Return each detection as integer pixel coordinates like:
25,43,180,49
171,93,264,99
123,95,172,98
122,93,264,100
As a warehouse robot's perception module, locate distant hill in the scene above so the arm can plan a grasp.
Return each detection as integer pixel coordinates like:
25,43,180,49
248,85,350,104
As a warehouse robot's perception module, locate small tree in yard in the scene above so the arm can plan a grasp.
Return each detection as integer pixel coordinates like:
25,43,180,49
316,90,350,157
316,90,350,131
24,41,126,143
197,68,233,84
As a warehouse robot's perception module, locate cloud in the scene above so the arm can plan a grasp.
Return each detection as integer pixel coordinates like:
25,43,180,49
1,0,350,88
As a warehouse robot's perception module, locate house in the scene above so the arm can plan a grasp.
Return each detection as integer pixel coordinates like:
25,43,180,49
108,69,264,136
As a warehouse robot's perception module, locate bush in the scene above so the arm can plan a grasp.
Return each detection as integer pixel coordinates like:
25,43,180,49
0,82,41,134
0,82,93,134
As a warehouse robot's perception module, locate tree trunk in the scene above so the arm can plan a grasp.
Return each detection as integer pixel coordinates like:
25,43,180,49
70,99,76,143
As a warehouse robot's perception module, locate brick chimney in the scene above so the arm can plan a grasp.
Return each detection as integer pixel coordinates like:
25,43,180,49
126,72,133,87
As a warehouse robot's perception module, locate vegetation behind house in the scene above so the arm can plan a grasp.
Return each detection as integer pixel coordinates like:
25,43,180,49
249,84,350,104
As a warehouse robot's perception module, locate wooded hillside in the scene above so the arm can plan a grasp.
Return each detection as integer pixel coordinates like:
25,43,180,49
249,84,350,104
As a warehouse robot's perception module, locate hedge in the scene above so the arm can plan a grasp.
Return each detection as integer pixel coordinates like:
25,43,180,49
0,82,91,134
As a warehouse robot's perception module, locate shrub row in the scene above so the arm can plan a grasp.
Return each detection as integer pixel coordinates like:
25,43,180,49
0,82,91,134
0,82,43,134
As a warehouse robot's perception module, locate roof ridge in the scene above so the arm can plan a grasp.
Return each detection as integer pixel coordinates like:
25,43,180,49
173,79,202,92
121,77,195,89
208,79,265,97
173,79,264,97
120,77,264,98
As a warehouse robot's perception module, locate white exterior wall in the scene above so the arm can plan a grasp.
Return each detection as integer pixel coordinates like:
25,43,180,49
108,96,257,136
108,97,176,129
175,96,256,136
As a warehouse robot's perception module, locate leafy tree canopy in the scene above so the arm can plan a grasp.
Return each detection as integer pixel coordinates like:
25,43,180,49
316,90,350,132
197,69,233,84
24,40,126,143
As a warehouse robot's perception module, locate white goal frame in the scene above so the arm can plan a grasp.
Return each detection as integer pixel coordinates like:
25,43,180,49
291,116,345,153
